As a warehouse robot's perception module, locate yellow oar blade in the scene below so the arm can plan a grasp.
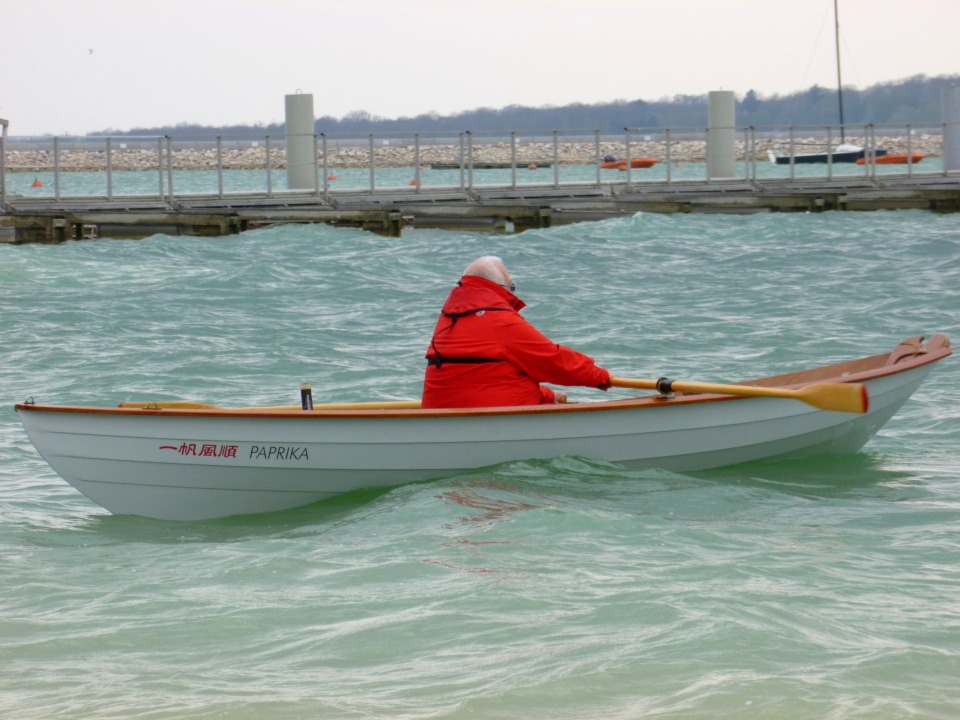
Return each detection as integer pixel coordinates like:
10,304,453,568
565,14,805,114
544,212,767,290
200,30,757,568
793,382,869,414
609,377,869,414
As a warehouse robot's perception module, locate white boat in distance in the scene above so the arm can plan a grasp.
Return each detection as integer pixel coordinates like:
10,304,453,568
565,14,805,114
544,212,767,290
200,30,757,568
768,143,888,165
15,335,951,521
766,1,887,165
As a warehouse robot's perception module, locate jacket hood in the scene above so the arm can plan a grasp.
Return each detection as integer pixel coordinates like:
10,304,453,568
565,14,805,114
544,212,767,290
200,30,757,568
441,275,526,315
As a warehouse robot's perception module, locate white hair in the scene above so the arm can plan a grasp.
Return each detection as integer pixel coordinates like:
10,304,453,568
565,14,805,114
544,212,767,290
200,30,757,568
463,255,509,285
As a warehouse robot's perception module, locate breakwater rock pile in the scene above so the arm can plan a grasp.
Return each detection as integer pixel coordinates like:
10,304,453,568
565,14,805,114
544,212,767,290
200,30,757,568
5,135,942,172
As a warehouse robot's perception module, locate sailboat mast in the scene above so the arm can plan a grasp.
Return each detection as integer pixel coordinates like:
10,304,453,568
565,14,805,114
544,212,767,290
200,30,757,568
834,0,846,141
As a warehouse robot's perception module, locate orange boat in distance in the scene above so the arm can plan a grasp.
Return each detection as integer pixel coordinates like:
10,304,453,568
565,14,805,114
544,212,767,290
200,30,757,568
856,152,927,165
599,157,659,170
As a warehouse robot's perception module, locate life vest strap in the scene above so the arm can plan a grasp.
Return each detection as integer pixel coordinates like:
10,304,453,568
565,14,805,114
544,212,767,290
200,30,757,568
426,356,503,369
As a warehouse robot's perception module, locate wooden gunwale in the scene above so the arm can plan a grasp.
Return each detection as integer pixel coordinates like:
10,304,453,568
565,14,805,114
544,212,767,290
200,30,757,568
14,341,951,421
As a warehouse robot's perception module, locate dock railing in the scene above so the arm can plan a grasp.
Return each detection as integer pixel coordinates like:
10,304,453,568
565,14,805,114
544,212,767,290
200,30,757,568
1,122,952,208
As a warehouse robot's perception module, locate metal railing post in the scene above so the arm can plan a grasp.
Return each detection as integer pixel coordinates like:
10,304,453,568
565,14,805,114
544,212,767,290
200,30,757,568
665,128,672,184
321,133,330,198
466,131,474,191
859,124,867,178
165,135,175,202
740,126,747,181
156,136,164,199
414,133,421,193
458,133,465,191
624,127,632,185
594,129,601,187
265,135,274,196
826,125,833,180
788,126,796,181
313,133,320,195
0,118,7,209
942,121,947,178
872,124,879,179
106,137,114,199
703,128,712,185
54,136,62,200
216,136,224,197
906,124,914,177
510,131,517,189
368,134,375,192
552,130,560,188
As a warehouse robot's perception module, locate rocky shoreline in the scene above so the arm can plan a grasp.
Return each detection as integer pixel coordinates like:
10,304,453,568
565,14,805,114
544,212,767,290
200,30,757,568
4,134,942,172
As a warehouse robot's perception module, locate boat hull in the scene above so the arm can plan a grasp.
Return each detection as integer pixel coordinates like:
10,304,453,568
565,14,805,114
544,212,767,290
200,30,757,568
599,158,658,169
772,148,888,165
15,337,951,520
856,152,926,165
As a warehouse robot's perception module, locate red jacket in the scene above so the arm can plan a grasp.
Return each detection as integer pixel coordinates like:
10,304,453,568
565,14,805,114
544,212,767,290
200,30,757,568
422,276,610,408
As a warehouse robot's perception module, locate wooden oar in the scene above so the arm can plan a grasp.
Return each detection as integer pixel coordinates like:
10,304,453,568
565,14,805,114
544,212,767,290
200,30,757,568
118,400,422,411
609,377,869,414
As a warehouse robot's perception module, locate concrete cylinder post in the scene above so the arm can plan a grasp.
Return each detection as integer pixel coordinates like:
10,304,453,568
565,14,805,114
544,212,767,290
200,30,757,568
285,93,316,190
707,90,736,179
942,84,960,173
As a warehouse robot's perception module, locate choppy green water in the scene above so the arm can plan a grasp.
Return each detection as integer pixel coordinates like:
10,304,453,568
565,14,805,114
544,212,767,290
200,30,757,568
1,208,958,719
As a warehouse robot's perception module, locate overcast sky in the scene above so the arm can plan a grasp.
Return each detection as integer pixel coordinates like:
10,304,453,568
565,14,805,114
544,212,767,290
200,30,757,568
3,0,958,136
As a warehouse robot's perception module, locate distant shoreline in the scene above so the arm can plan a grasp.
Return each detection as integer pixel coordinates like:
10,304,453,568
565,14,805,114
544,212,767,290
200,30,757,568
4,135,942,172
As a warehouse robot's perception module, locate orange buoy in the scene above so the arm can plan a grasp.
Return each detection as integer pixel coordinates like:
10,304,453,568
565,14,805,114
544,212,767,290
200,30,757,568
527,164,537,170
31,178,43,187
326,174,337,180
409,178,420,186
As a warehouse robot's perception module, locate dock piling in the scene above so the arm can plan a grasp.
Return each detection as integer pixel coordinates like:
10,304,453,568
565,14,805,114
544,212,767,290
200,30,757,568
285,93,316,190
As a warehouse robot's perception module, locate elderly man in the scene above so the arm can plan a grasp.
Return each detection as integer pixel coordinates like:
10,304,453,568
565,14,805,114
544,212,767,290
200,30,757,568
422,255,611,408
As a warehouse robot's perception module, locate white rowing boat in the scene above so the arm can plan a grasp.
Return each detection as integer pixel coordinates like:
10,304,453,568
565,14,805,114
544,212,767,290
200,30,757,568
15,335,951,521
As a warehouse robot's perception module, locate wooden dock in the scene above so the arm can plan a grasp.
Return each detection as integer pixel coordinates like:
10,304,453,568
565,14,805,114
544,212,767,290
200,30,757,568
2,174,958,243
